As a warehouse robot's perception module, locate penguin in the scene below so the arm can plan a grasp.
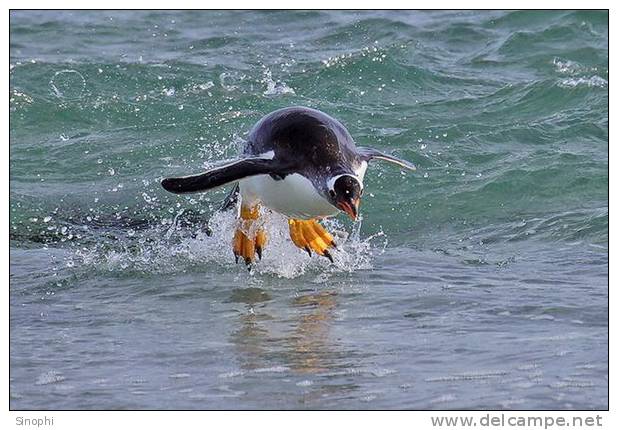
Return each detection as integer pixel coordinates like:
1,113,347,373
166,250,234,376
161,106,416,265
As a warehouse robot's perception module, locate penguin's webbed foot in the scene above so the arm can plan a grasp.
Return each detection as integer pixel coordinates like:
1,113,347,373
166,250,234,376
288,219,336,263
233,204,267,268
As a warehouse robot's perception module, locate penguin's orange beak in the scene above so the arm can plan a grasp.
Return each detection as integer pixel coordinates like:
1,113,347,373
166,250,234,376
337,198,360,221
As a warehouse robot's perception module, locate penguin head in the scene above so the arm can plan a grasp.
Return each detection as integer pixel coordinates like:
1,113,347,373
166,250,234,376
326,174,363,220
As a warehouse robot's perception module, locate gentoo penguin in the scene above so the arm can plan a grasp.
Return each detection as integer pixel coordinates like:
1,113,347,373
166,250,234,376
161,106,416,265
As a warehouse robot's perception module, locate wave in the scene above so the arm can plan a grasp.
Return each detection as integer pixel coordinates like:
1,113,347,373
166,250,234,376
9,10,608,273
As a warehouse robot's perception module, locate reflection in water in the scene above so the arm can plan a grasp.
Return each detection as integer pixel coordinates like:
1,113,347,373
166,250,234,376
228,286,362,406
229,288,349,374
288,291,337,374
229,288,273,371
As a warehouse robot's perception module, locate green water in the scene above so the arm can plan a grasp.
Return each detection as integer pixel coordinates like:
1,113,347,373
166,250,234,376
10,10,607,410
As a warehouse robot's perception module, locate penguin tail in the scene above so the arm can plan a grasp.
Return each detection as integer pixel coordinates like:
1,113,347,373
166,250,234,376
357,147,416,171
161,157,284,194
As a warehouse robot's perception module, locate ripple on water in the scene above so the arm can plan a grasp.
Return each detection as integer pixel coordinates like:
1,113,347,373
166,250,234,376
35,370,66,386
425,370,509,383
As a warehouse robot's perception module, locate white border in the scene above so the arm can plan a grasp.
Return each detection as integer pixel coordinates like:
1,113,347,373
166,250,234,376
5,3,613,429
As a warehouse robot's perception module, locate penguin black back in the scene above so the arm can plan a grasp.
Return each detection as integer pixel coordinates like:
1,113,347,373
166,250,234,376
245,106,359,175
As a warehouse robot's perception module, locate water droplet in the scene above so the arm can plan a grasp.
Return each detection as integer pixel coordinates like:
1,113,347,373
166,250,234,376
43,216,52,223
142,192,154,203
49,69,86,99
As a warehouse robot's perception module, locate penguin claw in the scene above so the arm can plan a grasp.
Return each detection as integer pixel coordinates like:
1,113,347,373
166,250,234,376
232,204,267,268
289,219,336,262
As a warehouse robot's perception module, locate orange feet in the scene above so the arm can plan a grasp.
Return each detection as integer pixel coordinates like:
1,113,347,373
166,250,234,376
233,204,267,267
288,219,336,263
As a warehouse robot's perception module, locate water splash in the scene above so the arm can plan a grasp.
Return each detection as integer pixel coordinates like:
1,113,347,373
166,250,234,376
72,208,383,279
261,68,295,97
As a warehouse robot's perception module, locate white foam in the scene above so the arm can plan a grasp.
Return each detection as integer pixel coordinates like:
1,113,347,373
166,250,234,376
35,370,65,386
73,208,381,279
551,57,607,89
558,75,607,88
552,57,586,75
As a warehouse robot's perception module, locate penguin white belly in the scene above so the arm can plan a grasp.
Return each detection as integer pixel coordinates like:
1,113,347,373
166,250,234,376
240,174,338,219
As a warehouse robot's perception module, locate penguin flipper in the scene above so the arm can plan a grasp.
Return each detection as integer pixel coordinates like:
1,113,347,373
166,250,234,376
161,158,285,194
357,147,416,171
